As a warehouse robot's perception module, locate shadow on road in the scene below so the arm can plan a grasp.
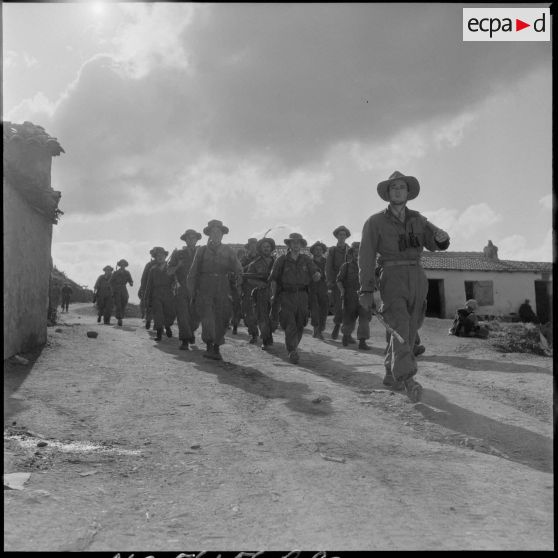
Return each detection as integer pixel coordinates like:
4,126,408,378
418,354,550,375
150,333,334,417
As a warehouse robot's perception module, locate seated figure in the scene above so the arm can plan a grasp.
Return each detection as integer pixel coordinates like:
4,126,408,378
449,299,489,339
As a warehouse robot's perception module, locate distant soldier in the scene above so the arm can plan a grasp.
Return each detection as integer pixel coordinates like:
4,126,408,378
168,229,201,350
269,232,321,364
449,299,489,339
518,299,539,324
110,259,133,327
325,225,351,340
93,266,114,325
60,282,73,312
187,220,243,361
145,247,176,342
228,249,245,335
336,242,371,350
308,241,329,340
244,237,276,349
240,237,259,342
138,248,159,330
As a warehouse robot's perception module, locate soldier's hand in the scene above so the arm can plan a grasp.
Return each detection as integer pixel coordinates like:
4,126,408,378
358,292,374,311
312,272,321,282
434,229,450,243
372,290,382,311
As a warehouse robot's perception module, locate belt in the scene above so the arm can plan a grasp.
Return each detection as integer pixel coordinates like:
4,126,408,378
382,260,419,267
200,272,227,277
282,286,308,293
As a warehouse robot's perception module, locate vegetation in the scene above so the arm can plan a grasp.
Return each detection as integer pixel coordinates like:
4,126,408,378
489,321,552,357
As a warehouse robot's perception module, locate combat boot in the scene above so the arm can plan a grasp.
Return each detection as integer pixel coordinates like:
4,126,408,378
358,339,371,350
145,320,151,330
331,324,340,340
155,328,163,341
212,344,223,360
117,319,123,326
312,326,319,338
288,350,299,364
249,335,258,344
97,315,102,324
347,335,356,344
179,340,189,351
165,326,173,338
414,344,426,356
232,325,238,335
342,334,350,346
383,371,404,390
203,343,214,358
317,329,324,340
404,376,423,403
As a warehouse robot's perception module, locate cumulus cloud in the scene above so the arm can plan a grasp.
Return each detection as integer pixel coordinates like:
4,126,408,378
498,228,553,262
539,194,552,210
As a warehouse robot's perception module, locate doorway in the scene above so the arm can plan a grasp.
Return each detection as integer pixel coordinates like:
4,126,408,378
426,279,445,318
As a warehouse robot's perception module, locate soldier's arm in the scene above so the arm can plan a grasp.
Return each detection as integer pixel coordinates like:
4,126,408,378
324,248,335,287
358,217,379,293
423,218,450,251
186,247,202,294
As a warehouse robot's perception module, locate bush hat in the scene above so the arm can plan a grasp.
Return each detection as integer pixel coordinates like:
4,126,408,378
256,237,276,254
465,299,479,310
284,232,308,248
203,219,229,235
151,247,169,257
103,265,114,272
117,259,129,267
377,170,420,202
309,241,327,255
244,237,258,249
180,229,202,241
333,225,351,239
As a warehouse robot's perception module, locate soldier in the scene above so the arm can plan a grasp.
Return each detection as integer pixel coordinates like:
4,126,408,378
168,229,201,350
244,237,276,350
138,248,159,330
145,247,176,342
110,259,133,327
187,220,243,361
93,266,114,325
60,282,73,312
336,242,371,350
228,249,244,335
308,241,329,340
269,232,321,364
240,237,259,342
325,225,351,340
359,171,450,402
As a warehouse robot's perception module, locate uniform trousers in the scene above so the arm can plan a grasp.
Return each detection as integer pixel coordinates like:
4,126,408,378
96,295,113,323
175,284,198,341
195,275,232,347
151,292,175,330
113,287,129,320
309,281,329,332
341,292,371,339
279,290,309,353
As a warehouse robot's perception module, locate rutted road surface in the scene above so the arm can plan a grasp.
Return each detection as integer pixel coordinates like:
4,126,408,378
4,303,553,550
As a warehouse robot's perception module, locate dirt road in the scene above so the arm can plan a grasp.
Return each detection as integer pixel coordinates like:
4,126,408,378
4,303,553,551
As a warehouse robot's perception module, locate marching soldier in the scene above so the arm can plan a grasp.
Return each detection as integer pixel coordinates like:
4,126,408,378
336,242,371,350
139,248,159,330
269,232,321,364
187,220,243,361
244,237,276,349
60,282,73,312
325,225,351,340
110,259,133,327
93,266,114,325
240,237,259,342
168,229,201,350
145,247,176,342
359,171,450,402
308,241,329,340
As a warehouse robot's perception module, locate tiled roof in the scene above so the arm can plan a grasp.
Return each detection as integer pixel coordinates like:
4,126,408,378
3,120,64,156
420,251,552,273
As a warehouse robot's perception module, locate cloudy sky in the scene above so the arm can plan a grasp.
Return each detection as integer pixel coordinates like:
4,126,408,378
3,2,552,301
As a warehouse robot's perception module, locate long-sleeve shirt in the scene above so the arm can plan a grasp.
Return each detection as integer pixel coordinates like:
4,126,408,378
94,275,112,298
145,263,174,302
325,245,348,287
139,260,156,295
245,256,275,289
186,242,243,294
269,252,319,289
110,268,133,290
336,260,360,293
359,205,450,292
168,246,197,287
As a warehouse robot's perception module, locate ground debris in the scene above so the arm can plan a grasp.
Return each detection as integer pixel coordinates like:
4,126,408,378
4,472,31,490
319,452,346,464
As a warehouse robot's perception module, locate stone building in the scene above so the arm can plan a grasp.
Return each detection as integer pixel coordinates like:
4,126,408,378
3,121,64,359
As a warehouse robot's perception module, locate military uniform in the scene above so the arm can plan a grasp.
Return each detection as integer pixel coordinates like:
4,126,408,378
110,266,133,324
359,189,449,389
94,274,113,324
60,284,73,312
187,240,242,354
269,245,319,360
240,241,259,340
325,241,349,337
309,252,328,338
245,252,275,347
145,262,176,340
139,259,157,327
168,245,199,345
337,259,371,345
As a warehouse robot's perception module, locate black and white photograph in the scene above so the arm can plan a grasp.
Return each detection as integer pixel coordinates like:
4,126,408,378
3,1,553,552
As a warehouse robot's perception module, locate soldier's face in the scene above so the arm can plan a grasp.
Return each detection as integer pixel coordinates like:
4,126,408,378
388,179,408,204
261,242,272,257
337,231,347,243
290,240,302,252
185,235,198,247
313,246,323,258
209,228,224,243
155,253,166,263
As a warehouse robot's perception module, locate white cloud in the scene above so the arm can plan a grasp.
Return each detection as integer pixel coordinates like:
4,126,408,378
539,194,552,210
6,91,57,122
498,229,553,263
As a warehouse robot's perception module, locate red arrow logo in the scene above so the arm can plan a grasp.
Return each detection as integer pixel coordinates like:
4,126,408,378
516,19,530,31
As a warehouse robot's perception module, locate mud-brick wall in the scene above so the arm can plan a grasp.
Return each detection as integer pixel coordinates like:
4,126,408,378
3,178,53,358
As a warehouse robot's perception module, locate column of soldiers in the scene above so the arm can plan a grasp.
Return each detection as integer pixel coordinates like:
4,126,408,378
90,170,451,402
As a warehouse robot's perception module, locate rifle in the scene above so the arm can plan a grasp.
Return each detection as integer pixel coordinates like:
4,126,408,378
371,310,405,344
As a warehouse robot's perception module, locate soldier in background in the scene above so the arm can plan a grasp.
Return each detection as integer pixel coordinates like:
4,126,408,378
308,241,329,340
228,248,246,334
168,229,201,350
269,232,321,364
240,238,259,342
138,248,159,330
187,220,243,361
325,225,351,340
244,237,276,349
110,259,134,327
60,282,73,312
145,247,176,342
336,242,371,350
93,266,114,325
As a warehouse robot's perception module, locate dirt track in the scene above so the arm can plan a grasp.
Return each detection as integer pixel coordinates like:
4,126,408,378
4,303,554,551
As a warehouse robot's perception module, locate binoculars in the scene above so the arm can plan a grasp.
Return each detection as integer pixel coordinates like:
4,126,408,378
398,232,421,251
